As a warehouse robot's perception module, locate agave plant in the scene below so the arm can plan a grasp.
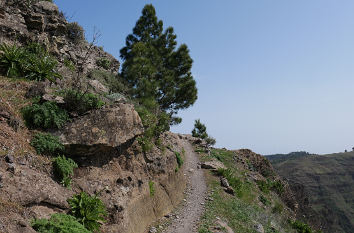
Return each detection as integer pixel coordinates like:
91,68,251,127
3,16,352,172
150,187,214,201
24,54,61,81
0,43,25,78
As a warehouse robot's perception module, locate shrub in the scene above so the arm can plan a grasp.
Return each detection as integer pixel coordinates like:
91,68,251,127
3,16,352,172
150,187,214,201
0,43,61,81
31,133,64,155
205,136,216,146
149,180,155,197
25,55,61,82
67,22,85,43
53,155,78,187
31,213,90,233
175,151,183,168
259,194,271,206
272,201,283,214
136,99,170,152
63,89,104,115
24,54,61,82
124,95,172,153
22,101,69,129
271,180,284,195
23,43,61,82
68,192,107,232
256,179,284,195
216,168,248,198
0,43,25,77
291,220,314,233
96,57,111,69
256,180,272,194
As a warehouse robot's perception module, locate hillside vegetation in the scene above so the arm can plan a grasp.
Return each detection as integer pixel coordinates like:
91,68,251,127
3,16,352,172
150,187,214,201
269,151,354,233
195,148,313,233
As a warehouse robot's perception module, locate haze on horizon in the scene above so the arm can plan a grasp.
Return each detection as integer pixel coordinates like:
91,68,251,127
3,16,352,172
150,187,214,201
56,0,354,155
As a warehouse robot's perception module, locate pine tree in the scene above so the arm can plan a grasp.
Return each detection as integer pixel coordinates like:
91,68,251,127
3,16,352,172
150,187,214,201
192,119,208,139
192,119,216,146
120,4,197,123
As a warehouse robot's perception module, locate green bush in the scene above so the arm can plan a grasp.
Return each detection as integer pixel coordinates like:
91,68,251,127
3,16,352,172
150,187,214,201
68,192,107,232
53,155,78,187
259,194,271,206
31,133,64,155
0,43,61,81
205,136,216,146
149,180,155,197
23,43,61,82
272,201,283,214
216,168,246,197
256,180,272,194
0,43,25,77
67,22,85,43
291,220,314,233
256,179,284,195
25,55,60,82
271,180,284,195
63,89,104,115
96,57,111,69
175,151,183,168
136,98,170,152
31,213,90,233
22,101,69,129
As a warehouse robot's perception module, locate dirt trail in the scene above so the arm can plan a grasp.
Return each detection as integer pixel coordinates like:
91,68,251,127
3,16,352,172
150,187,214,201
163,139,207,233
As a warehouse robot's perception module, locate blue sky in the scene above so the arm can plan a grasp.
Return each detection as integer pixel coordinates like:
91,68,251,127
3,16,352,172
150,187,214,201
56,0,354,155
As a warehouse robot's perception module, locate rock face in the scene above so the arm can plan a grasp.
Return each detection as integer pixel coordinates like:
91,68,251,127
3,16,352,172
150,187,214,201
0,2,188,233
0,0,119,75
56,103,144,156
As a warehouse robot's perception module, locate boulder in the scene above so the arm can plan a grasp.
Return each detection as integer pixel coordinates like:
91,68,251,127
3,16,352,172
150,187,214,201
220,177,230,188
42,94,64,104
56,103,144,156
254,223,264,233
5,154,14,164
88,79,109,94
2,166,72,209
25,82,48,98
200,160,226,170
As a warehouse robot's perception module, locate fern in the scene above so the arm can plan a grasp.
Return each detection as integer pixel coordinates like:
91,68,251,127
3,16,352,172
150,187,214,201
22,101,69,129
31,133,64,155
68,192,107,232
31,213,90,233
53,155,78,188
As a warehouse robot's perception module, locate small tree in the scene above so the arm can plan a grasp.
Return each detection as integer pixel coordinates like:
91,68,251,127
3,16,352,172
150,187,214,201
192,119,216,146
192,119,208,139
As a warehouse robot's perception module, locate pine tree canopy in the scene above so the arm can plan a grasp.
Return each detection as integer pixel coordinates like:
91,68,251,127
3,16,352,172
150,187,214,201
120,4,198,117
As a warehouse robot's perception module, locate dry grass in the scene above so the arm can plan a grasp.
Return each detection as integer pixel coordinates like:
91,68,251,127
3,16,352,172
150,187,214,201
0,197,23,213
0,76,52,172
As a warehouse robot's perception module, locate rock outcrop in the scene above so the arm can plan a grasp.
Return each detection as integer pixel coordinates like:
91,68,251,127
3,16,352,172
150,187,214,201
56,103,144,157
0,2,188,232
0,0,119,75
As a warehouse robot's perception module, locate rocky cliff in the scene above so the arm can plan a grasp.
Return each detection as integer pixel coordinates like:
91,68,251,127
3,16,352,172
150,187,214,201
0,1,188,232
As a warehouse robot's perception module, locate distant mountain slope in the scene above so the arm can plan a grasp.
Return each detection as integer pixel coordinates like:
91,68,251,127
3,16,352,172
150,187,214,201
266,151,314,164
269,151,354,233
